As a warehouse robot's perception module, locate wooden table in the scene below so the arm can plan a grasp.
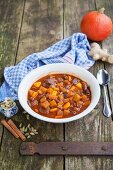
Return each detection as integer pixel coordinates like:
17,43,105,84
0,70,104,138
0,0,113,169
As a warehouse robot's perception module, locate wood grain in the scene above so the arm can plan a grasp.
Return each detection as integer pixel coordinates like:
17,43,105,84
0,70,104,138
0,0,25,82
1,0,113,169
0,0,64,170
95,0,113,113
0,0,25,147
17,0,63,62
64,0,113,170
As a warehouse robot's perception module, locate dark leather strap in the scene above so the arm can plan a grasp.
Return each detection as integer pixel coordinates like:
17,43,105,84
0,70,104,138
20,142,113,156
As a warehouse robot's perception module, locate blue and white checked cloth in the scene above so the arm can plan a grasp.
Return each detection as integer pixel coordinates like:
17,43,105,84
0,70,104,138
0,33,94,104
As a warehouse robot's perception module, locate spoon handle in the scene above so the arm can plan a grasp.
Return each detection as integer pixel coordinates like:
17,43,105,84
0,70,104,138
103,85,112,117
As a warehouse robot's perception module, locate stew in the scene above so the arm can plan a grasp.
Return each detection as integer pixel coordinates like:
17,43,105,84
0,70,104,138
27,74,91,119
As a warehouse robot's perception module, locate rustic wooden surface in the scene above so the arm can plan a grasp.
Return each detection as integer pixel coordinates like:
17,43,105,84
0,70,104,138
0,0,113,169
0,0,25,150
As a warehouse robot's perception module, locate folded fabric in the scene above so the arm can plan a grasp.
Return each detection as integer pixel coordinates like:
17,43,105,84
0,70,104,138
0,33,94,103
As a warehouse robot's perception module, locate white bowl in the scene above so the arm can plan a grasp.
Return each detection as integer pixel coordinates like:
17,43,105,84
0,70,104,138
18,63,100,123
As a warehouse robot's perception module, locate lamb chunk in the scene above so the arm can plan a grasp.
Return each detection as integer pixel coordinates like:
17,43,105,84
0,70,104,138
83,100,90,106
57,77,63,82
39,106,49,114
63,75,68,80
43,78,56,88
73,102,77,107
38,94,45,99
73,107,80,112
29,97,35,101
31,100,38,106
43,82,50,88
65,84,71,89
57,109,63,116
27,100,31,106
82,82,88,91
76,101,83,108
85,88,91,97
72,78,80,85
64,80,69,84
61,87,67,93
47,78,57,85
64,98,69,103
63,92,68,98
68,91,75,97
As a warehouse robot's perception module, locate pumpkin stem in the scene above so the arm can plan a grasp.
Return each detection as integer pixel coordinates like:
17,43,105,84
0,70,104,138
98,8,105,14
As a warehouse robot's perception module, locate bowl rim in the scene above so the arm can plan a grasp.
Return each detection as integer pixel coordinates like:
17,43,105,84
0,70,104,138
18,63,100,123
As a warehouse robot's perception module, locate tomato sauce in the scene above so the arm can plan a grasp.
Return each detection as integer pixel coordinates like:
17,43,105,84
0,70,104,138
27,74,91,119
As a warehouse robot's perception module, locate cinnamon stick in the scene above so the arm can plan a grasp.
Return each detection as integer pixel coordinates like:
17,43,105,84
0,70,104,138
1,119,19,139
7,119,26,141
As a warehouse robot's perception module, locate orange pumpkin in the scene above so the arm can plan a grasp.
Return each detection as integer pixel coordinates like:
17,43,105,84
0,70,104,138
80,8,113,41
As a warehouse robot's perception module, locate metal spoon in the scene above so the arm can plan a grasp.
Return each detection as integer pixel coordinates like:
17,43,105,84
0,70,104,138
97,69,112,117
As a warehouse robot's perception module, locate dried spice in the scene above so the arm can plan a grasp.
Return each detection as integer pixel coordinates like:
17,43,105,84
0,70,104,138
19,110,38,139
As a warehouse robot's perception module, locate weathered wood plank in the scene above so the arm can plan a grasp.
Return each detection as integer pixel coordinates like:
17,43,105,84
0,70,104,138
95,0,113,113
0,0,64,170
0,0,25,148
17,0,63,61
0,0,25,82
64,0,113,170
96,0,113,167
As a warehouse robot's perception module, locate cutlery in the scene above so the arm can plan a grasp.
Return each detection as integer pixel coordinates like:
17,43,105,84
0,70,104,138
97,69,112,117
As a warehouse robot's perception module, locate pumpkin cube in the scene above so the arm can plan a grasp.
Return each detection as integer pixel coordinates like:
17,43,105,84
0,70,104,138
55,115,63,119
68,91,75,97
58,101,63,109
32,91,38,98
41,100,50,109
76,83,82,89
49,94,58,100
52,91,57,96
50,100,57,107
82,94,88,101
53,87,59,91
58,94,64,101
47,87,54,93
40,96,46,103
33,82,41,88
70,86,75,91
50,108,58,112
63,102,70,109
64,109,70,116
38,90,43,94
40,86,47,93
57,82,63,87
73,94,81,102
28,90,35,96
